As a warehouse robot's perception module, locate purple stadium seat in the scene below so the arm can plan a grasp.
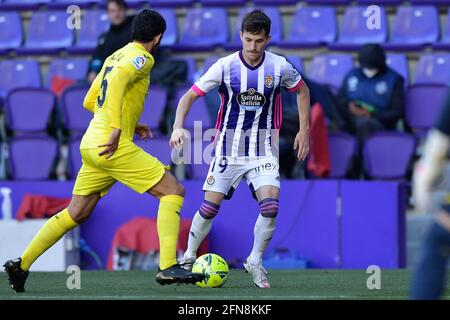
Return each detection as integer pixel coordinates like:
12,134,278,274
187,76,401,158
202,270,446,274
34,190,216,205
0,12,22,53
0,60,41,99
140,85,168,131
386,53,409,86
410,0,450,4
148,0,194,7
384,6,439,51
17,11,74,55
307,54,354,91
226,7,282,50
178,8,228,51
0,0,51,10
46,58,89,87
329,6,387,51
158,9,177,47
68,138,82,179
433,9,450,50
363,132,416,180
134,137,173,165
357,0,401,4
413,54,450,86
6,88,55,134
306,0,349,4
254,0,297,5
61,85,92,136
8,137,58,180
286,55,304,74
69,10,109,54
200,0,245,6
405,85,450,135
328,132,356,178
280,7,337,48
48,0,101,9
174,87,212,132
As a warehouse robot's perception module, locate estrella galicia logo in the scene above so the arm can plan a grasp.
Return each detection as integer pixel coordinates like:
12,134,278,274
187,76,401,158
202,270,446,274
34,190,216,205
236,88,266,111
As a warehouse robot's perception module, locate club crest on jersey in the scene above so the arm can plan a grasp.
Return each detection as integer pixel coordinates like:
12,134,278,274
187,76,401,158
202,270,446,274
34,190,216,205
207,175,215,186
131,56,146,70
237,88,266,111
265,75,274,88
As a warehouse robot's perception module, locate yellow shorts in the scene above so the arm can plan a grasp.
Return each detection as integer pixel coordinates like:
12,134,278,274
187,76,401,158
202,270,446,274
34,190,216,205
73,142,170,197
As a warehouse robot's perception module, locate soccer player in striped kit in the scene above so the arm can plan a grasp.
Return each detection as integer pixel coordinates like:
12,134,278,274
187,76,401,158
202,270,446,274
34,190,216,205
170,10,310,288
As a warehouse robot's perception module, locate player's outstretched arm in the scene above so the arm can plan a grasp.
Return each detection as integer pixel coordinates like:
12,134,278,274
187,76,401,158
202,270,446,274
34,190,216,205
170,89,200,148
293,82,311,161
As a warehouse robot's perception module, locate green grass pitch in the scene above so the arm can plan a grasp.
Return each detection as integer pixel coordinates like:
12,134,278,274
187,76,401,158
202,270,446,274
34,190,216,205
1,270,449,300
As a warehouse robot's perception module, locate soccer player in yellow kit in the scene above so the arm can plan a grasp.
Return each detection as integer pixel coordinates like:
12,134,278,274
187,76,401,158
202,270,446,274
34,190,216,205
4,10,204,292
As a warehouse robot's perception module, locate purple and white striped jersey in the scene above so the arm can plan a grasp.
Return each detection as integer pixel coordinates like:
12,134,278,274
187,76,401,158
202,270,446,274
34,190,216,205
192,51,302,158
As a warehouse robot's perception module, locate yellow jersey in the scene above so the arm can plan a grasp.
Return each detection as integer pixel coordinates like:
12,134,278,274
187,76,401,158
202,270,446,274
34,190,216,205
81,42,154,149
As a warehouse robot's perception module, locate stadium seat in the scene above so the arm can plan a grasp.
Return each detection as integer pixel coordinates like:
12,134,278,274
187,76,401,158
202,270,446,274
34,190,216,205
226,7,282,50
8,137,58,180
158,9,177,47
386,53,409,87
178,8,228,51
46,58,89,88
305,0,350,5
413,54,450,86
68,10,110,54
174,87,212,133
254,0,297,4
328,132,356,179
384,6,439,51
0,12,22,53
5,88,55,135
280,7,337,48
286,55,304,74
68,138,82,179
148,0,194,7
363,132,416,180
48,0,101,9
17,11,74,55
0,0,51,10
357,0,401,4
200,0,245,6
134,136,173,166
60,85,92,137
433,8,450,50
307,54,354,91
140,85,168,132
405,85,450,135
0,60,41,99
410,0,450,4
329,6,387,51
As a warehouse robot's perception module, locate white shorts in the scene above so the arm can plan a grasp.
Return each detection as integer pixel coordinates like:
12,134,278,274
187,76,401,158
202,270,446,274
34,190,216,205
202,156,280,200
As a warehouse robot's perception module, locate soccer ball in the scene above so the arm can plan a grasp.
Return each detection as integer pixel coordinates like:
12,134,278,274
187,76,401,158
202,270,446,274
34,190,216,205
192,253,229,288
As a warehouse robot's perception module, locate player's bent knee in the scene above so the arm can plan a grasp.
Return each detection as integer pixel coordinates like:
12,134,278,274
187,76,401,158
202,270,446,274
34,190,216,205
199,200,220,220
259,198,279,218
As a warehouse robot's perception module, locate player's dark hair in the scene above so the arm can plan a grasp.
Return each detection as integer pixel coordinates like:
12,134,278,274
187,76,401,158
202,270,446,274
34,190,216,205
107,0,128,10
241,10,271,37
131,9,166,43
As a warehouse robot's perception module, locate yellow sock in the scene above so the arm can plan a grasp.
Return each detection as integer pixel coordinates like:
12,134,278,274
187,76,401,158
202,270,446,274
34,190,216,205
21,208,78,271
157,195,183,270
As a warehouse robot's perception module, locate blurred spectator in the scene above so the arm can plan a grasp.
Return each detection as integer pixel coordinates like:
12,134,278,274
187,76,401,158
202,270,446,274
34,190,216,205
336,44,404,177
87,0,134,82
337,44,404,142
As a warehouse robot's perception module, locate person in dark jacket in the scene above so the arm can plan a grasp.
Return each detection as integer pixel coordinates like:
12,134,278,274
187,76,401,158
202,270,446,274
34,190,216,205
337,44,404,142
87,0,134,82
337,44,404,177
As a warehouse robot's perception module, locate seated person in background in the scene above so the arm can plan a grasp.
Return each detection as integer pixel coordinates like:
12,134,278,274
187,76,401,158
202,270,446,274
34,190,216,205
337,44,404,142
87,0,134,82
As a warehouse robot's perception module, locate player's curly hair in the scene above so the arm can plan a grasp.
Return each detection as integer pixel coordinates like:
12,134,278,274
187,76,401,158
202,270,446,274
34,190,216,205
241,10,271,37
132,9,166,43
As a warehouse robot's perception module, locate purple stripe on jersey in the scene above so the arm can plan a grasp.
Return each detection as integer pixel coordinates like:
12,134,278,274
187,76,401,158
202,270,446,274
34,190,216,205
271,86,282,129
257,59,275,156
221,58,241,156
240,68,259,156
